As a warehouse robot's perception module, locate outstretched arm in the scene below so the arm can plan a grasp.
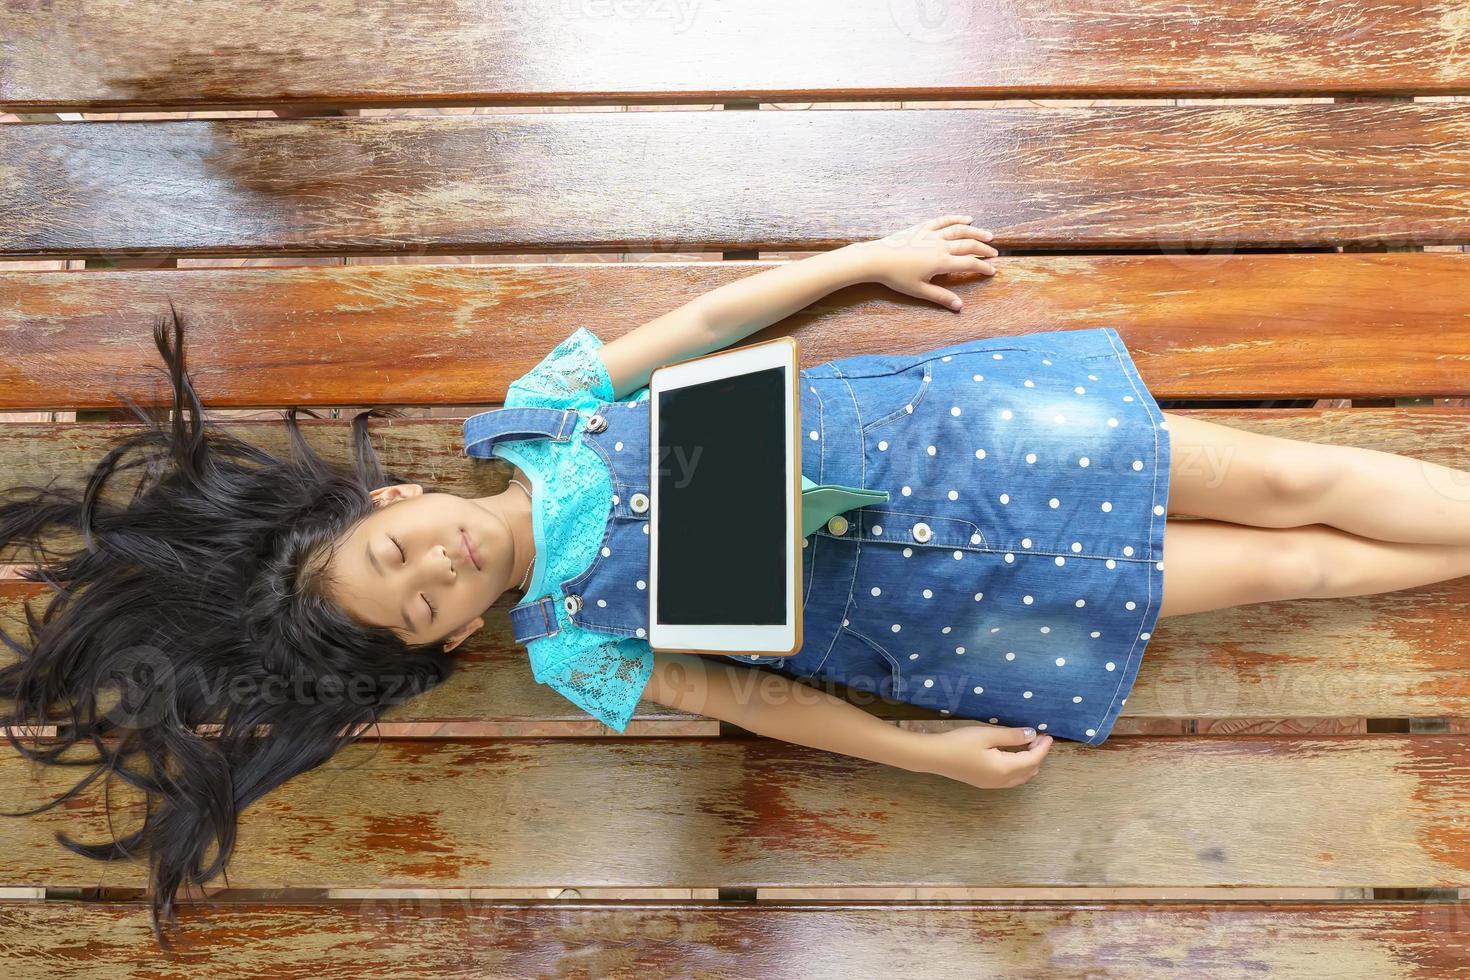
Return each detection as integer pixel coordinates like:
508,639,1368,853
597,215,998,399
644,650,1053,790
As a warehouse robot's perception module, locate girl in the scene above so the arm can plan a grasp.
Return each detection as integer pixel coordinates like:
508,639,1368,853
4,216,1467,948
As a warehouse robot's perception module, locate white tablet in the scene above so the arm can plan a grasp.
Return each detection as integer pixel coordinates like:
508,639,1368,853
647,336,803,655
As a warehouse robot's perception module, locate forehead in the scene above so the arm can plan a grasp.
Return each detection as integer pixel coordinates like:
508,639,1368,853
329,518,397,621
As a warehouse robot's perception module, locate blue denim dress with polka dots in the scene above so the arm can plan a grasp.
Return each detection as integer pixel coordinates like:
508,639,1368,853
765,325,1171,744
470,325,1170,744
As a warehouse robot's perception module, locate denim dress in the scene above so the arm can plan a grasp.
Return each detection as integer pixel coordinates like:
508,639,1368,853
466,325,1170,745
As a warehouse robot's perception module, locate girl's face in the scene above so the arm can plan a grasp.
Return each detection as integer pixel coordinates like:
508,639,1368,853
327,484,521,650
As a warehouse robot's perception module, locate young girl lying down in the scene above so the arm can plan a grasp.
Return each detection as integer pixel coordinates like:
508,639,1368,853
7,216,1470,949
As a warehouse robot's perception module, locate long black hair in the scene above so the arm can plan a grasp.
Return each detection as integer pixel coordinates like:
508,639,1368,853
0,304,464,950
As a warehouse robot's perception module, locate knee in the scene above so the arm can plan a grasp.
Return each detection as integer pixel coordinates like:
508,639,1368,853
1262,528,1334,599
1261,444,1339,514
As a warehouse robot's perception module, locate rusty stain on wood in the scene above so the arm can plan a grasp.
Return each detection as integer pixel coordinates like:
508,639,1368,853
2,736,1466,890
4,898,1467,974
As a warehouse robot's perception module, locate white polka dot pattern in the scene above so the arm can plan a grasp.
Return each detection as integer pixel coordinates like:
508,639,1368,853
778,327,1169,747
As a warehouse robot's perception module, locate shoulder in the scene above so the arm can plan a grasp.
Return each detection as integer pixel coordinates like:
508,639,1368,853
505,327,616,410
528,632,653,732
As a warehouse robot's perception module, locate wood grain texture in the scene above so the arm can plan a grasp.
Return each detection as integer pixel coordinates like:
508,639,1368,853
1,253,1466,409
1,899,1468,978
3,408,1470,724
0,735,1466,888
2,106,1467,258
2,0,1469,111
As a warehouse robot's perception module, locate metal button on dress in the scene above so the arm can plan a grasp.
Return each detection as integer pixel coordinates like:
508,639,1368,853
827,515,849,535
630,492,649,513
585,414,608,433
912,522,932,543
564,593,583,615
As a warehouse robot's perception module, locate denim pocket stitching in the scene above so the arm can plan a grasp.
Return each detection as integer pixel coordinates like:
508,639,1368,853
798,382,823,609
825,344,1044,380
558,520,640,638
813,380,827,484
802,535,816,607
823,508,987,550
580,418,618,479
806,532,861,677
838,625,902,695
856,367,931,434
1087,325,1163,735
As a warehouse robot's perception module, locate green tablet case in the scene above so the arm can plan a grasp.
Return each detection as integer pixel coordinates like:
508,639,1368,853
800,475,890,537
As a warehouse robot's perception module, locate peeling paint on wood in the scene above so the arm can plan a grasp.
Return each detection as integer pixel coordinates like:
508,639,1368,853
0,736,1467,889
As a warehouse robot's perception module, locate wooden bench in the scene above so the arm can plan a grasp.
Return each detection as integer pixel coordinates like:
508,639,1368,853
2,0,1468,969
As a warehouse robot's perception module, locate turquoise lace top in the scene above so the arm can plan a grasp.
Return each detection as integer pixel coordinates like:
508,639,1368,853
487,327,656,731
485,326,886,730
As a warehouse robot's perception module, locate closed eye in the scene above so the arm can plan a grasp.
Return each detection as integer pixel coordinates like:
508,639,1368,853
388,534,432,624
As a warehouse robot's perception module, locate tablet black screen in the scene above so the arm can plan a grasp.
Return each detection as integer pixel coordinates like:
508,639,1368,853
655,365,788,625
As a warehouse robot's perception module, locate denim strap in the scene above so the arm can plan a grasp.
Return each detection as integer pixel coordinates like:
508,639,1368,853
463,405,579,458
509,594,562,643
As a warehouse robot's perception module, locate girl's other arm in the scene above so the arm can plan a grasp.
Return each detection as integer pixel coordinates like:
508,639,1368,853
644,651,1052,790
597,215,997,399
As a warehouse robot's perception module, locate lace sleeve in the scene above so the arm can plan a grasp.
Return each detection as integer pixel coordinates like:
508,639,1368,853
504,326,616,410
538,638,654,732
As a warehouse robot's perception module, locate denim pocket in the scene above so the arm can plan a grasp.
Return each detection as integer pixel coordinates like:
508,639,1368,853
858,364,932,434
828,343,1059,435
559,500,650,639
834,625,903,699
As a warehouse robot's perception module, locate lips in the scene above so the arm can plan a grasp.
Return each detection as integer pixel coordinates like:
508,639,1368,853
461,530,483,571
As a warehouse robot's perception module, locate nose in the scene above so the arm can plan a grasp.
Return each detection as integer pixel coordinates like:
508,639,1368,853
433,543,456,580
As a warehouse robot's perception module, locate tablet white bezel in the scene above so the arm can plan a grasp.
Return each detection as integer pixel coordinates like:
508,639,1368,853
646,336,802,655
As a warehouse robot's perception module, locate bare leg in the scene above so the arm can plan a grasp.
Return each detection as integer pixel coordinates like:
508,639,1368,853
1163,411,1470,546
1158,517,1470,619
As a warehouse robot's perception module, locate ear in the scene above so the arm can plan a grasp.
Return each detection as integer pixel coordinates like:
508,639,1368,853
441,616,485,654
369,483,424,507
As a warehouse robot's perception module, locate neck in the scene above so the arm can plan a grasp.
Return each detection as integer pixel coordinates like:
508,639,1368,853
507,478,536,591
474,479,536,598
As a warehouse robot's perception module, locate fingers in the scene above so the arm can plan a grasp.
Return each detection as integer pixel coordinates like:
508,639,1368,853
947,255,996,276
925,214,975,231
1000,734,1054,783
941,226,999,252
921,215,996,242
939,219,995,241
945,234,999,258
986,725,1039,748
913,282,964,311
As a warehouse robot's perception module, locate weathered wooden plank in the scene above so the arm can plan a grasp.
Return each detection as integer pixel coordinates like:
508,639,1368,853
4,408,1470,723
1,253,1467,409
1,899,1466,977
3,0,1469,111
0,735,1465,888
4,567,1468,727
2,106,1467,258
